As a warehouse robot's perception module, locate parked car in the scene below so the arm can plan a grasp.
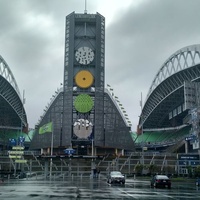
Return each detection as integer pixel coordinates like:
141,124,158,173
107,171,125,184
150,175,171,189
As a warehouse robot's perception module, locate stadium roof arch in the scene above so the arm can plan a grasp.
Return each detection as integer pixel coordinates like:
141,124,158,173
0,55,27,131
139,44,200,130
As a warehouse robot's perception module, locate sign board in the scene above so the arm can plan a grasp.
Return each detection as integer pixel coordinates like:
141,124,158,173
9,145,26,163
178,154,199,160
9,155,22,159
8,151,24,155
185,135,196,141
143,147,148,151
15,160,27,163
12,146,24,150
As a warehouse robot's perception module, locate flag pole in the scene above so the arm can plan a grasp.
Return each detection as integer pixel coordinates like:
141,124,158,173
92,138,94,157
50,122,54,156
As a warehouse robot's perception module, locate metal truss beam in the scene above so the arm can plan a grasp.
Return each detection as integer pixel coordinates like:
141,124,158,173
140,44,200,129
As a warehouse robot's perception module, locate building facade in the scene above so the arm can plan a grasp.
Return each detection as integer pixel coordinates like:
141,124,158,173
30,12,134,154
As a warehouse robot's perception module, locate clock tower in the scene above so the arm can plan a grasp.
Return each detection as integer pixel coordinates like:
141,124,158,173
61,12,105,147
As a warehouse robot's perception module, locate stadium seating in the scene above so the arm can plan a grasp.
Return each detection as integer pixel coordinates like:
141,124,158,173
133,126,191,147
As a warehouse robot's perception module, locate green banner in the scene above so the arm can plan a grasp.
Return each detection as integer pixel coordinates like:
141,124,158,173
39,122,52,134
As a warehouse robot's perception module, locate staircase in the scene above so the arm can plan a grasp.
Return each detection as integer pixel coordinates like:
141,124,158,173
1,152,179,178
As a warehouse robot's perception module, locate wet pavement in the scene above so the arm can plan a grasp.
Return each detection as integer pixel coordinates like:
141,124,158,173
0,175,200,199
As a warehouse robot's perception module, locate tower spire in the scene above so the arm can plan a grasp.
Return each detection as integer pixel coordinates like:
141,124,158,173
84,0,87,14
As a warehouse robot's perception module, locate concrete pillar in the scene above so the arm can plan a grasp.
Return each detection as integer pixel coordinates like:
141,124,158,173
69,158,72,177
91,160,95,178
29,159,32,174
44,159,49,179
121,149,124,156
60,159,63,175
185,141,188,154
115,148,118,156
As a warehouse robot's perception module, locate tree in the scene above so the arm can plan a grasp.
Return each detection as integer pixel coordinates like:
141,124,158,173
186,165,193,178
147,164,158,175
134,164,143,175
194,166,200,177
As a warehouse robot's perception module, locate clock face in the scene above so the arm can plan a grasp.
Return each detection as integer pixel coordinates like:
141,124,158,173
75,47,94,65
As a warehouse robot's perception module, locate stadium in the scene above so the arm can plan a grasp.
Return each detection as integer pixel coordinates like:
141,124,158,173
1,16,200,156
133,44,200,154
0,11,200,177
0,55,29,152
1,43,200,177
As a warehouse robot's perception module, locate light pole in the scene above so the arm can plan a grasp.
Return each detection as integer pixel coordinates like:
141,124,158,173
20,90,25,136
140,92,144,166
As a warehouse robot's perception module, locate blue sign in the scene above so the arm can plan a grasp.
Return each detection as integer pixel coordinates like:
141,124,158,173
18,136,25,146
191,161,200,166
178,154,199,160
190,161,199,165
9,138,17,146
185,135,196,141
179,161,188,165
64,148,75,155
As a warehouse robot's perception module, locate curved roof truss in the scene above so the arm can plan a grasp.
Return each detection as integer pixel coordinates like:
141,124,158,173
141,44,200,128
0,55,20,96
147,44,200,99
0,55,27,128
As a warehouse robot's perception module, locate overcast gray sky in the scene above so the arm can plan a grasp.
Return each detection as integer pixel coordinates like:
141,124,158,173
0,0,200,130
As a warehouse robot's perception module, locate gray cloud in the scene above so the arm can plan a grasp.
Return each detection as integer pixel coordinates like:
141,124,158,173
105,0,200,130
0,0,200,130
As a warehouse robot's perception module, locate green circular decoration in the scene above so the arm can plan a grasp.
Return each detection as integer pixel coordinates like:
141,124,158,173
74,94,94,113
